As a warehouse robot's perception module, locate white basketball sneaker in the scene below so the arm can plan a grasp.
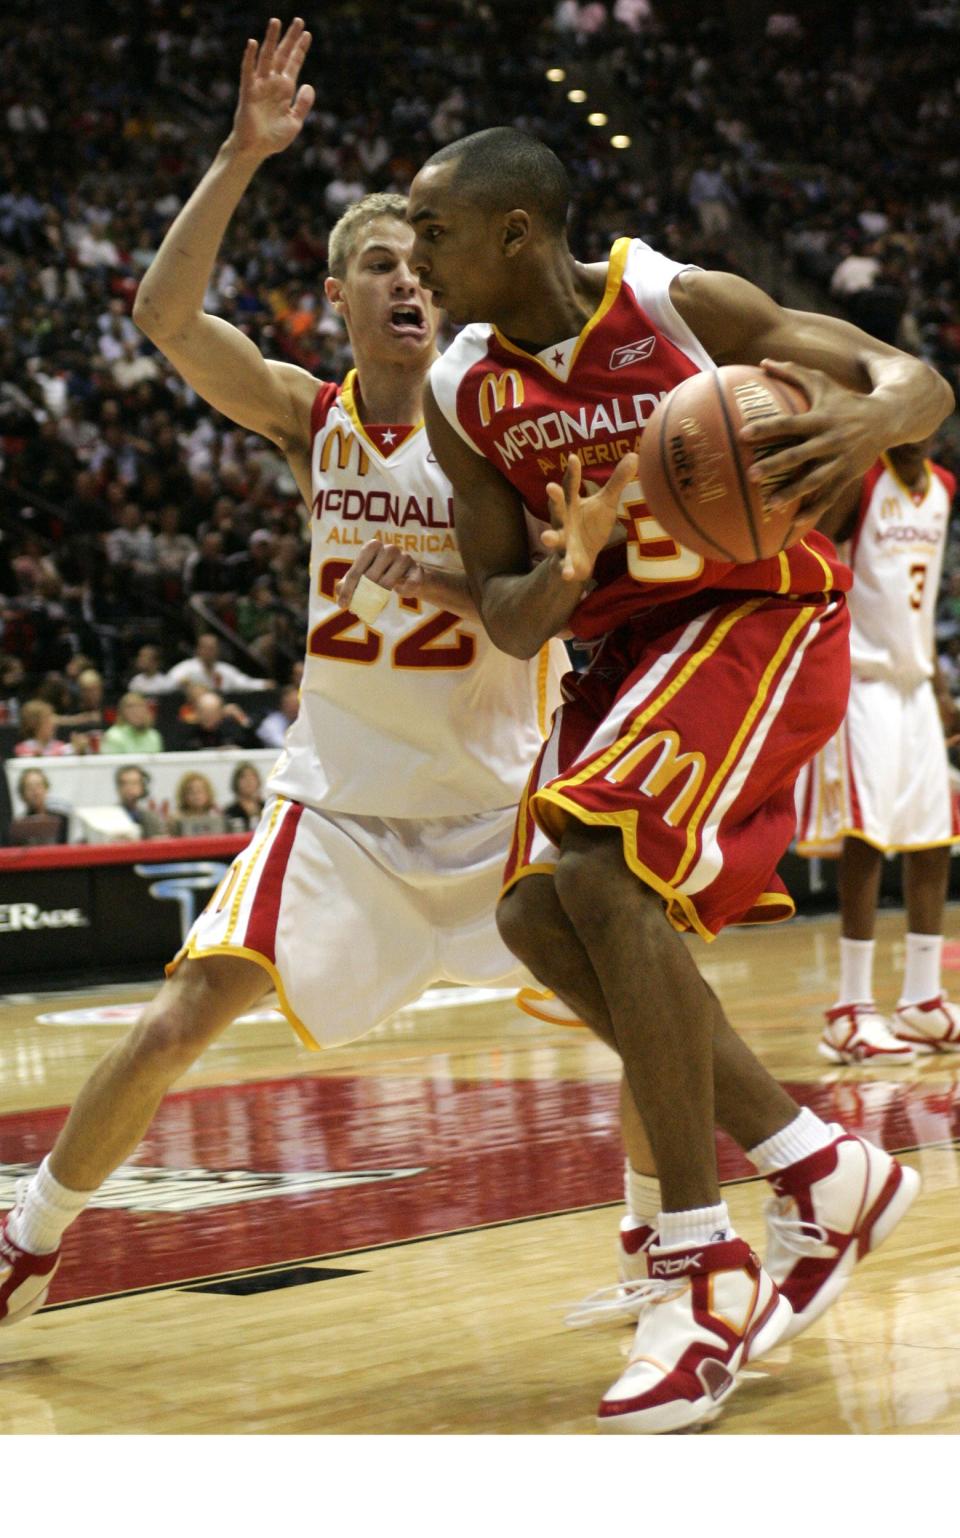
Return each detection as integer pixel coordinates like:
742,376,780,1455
764,1124,920,1342
596,1236,792,1433
820,1003,916,1065
892,995,960,1054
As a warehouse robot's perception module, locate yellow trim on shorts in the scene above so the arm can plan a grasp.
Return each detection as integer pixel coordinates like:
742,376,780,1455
528,796,719,941
671,604,816,886
166,937,321,1052
224,796,286,943
776,552,792,595
750,890,796,917
552,598,764,795
536,643,552,739
796,827,960,856
500,860,559,901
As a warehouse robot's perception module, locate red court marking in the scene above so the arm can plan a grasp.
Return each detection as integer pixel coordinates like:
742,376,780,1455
1,1073,957,1307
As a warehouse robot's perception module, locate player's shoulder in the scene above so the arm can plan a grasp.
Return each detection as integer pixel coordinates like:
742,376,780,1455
310,377,343,439
430,325,494,393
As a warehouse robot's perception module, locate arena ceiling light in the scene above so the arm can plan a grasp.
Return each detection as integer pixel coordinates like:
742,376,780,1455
545,67,566,82
610,134,632,149
567,88,588,103
588,112,608,126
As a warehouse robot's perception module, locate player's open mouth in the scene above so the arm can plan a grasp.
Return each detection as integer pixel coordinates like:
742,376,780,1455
388,305,427,336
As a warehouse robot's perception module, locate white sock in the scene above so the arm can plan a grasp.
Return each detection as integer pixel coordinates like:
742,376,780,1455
657,1202,731,1250
624,1161,661,1226
748,1106,834,1176
838,937,875,1005
8,1156,95,1255
899,933,942,1006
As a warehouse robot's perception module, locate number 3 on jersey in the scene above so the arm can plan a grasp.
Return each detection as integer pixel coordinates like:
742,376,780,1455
622,485,704,583
308,559,477,670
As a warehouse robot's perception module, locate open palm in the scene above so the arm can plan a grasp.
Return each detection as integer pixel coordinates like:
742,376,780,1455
541,452,640,582
232,17,315,159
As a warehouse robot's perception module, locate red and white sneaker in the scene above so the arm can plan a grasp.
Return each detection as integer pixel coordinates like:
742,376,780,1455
514,987,586,1029
820,1003,916,1065
0,1214,60,1326
892,996,960,1054
596,1236,792,1434
764,1125,920,1343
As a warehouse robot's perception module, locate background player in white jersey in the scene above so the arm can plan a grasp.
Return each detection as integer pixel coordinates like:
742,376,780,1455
796,438,960,1064
0,20,562,1327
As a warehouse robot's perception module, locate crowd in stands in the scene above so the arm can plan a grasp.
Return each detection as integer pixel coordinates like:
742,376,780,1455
1,0,958,845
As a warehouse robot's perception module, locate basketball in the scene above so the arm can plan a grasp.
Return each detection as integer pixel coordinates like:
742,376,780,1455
636,364,810,564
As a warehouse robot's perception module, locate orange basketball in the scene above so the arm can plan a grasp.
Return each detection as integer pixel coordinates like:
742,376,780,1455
636,364,810,563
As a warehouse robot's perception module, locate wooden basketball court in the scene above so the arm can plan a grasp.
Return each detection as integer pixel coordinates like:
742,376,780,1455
1,907,958,1436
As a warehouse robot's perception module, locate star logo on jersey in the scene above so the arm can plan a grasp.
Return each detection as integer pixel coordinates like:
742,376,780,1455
551,348,567,369
609,336,657,369
380,429,397,445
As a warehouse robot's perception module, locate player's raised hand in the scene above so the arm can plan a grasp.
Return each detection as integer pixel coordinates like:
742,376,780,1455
231,17,314,160
541,452,639,582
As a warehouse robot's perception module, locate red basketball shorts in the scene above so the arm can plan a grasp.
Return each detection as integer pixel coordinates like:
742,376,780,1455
504,592,850,940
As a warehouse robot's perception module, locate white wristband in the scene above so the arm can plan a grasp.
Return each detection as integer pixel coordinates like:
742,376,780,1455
349,573,391,624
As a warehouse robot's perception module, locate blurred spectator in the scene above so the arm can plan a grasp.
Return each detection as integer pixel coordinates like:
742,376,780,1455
0,655,26,726
223,762,265,832
154,508,197,584
687,155,737,238
6,768,68,847
257,684,300,749
56,668,107,741
165,633,272,693
15,699,73,757
114,765,168,839
101,692,164,756
170,772,226,837
128,645,177,694
181,689,257,750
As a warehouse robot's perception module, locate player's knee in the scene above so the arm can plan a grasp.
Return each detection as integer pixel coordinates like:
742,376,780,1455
496,881,556,970
130,998,218,1078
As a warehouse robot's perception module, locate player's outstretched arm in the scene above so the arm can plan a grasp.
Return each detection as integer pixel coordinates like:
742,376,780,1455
133,18,317,454
424,384,585,658
671,269,955,526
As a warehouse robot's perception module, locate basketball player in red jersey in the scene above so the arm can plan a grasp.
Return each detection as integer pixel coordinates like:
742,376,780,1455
0,27,567,1344
797,438,960,1063
408,128,955,1433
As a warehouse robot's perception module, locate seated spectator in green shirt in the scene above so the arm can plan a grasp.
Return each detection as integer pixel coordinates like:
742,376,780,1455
101,692,164,755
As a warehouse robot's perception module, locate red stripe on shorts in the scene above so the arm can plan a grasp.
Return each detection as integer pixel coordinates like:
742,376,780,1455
843,715,864,831
242,801,304,963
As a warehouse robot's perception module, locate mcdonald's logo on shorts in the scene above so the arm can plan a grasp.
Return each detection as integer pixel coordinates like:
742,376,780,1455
478,369,525,428
604,730,706,828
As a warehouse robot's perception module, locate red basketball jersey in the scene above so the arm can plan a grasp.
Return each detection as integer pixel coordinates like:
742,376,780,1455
431,237,849,640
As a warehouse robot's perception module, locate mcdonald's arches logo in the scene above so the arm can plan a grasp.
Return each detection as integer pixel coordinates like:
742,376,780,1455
478,369,525,428
605,730,705,827
318,426,370,477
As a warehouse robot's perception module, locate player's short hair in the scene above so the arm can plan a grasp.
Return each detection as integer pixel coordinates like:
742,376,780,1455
422,127,570,234
328,193,409,278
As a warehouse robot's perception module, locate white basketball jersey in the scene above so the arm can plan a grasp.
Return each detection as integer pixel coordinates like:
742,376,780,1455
268,371,564,817
843,454,956,686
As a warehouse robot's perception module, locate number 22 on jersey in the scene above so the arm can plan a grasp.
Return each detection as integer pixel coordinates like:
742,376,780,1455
308,559,477,670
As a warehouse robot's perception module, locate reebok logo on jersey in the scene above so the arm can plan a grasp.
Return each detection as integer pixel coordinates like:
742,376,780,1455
610,336,657,369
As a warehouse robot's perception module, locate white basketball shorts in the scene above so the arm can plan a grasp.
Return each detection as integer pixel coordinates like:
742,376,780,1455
795,674,960,854
167,795,527,1048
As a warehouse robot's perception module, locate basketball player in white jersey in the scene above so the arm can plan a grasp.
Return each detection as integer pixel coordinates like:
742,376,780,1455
0,20,563,1328
796,438,960,1063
